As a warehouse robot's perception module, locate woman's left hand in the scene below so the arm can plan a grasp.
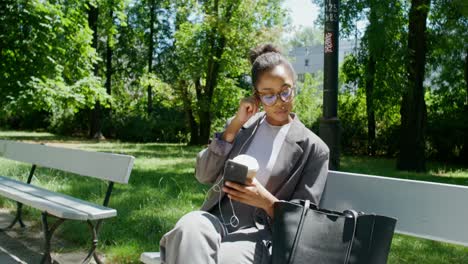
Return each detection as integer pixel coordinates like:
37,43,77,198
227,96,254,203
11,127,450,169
223,179,279,218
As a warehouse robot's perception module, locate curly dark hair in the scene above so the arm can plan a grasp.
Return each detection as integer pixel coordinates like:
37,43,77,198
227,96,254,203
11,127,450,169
249,44,296,89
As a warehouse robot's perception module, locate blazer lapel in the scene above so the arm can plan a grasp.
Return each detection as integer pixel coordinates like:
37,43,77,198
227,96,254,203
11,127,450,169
265,116,305,194
229,113,265,157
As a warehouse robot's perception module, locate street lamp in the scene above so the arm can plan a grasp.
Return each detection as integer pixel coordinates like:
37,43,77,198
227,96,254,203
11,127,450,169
319,0,340,170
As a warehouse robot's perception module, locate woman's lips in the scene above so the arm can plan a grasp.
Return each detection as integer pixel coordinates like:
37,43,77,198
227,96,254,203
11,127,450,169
274,109,288,114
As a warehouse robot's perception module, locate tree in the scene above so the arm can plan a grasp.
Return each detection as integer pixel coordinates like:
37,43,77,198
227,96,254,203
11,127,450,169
165,0,286,144
362,0,406,155
425,0,468,161
319,0,406,155
288,26,323,48
87,1,103,139
397,0,431,172
146,0,156,114
0,0,109,131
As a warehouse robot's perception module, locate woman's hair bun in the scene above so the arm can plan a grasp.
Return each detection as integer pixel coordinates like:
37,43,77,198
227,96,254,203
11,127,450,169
249,44,281,64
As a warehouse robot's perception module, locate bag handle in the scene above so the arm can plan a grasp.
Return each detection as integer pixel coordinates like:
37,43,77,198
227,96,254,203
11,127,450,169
287,200,359,264
287,200,310,264
343,210,359,264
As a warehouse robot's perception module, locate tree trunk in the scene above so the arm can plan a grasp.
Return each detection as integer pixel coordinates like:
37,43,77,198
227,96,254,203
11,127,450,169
88,2,103,139
197,0,236,144
365,56,376,156
105,9,113,96
397,0,430,172
465,50,468,105
103,6,114,136
461,51,468,160
147,0,155,114
178,80,199,145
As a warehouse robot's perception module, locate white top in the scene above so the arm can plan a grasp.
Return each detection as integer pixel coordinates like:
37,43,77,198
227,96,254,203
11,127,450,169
244,118,291,186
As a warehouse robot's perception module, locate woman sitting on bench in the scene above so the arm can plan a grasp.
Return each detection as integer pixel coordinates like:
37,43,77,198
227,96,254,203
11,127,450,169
159,44,330,264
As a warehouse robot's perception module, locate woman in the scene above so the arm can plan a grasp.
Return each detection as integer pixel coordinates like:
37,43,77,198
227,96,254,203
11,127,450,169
160,44,329,264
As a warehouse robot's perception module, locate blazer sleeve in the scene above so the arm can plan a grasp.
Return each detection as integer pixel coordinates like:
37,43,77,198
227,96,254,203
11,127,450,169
290,150,329,205
194,119,235,184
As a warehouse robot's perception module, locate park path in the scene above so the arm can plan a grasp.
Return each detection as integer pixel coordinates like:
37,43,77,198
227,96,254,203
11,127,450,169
0,209,105,264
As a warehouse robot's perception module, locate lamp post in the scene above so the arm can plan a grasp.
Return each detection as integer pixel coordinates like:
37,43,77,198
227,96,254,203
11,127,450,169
319,0,340,170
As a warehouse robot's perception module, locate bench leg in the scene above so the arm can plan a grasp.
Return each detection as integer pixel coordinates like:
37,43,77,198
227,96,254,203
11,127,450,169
0,202,27,231
40,212,65,264
83,220,103,264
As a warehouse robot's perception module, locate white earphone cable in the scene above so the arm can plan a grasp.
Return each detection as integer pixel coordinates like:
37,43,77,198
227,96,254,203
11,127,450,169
203,114,265,229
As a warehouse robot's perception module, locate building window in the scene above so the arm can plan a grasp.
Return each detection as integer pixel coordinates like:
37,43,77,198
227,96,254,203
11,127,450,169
305,59,309,67
298,74,305,82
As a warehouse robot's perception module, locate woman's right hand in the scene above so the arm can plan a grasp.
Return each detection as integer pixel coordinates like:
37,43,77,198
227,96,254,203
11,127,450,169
222,96,259,143
234,96,259,125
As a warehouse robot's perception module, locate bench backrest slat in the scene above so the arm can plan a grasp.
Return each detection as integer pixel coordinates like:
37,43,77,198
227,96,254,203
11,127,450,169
320,170,468,247
0,140,134,184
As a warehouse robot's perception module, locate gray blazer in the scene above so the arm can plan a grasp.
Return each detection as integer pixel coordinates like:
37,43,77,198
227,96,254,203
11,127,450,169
195,112,329,227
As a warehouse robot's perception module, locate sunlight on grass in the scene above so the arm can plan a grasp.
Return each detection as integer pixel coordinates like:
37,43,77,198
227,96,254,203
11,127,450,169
1,131,467,263
0,130,55,138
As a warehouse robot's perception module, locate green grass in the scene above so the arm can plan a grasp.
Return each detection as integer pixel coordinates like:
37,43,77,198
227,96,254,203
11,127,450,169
1,130,467,263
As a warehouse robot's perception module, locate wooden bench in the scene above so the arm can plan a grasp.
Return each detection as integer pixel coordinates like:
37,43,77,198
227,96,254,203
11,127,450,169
0,140,135,264
140,170,468,263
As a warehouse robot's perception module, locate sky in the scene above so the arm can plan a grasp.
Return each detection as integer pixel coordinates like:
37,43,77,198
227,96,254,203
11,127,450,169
282,0,367,39
282,0,320,29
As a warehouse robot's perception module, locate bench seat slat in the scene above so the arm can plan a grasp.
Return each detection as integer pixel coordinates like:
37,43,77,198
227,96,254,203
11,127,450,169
0,176,116,220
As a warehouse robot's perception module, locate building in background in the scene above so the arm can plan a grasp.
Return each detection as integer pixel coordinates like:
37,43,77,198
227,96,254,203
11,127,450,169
289,39,357,83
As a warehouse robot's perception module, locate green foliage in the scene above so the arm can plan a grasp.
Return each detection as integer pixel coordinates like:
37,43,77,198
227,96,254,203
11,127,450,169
338,87,368,155
110,110,187,143
0,0,465,161
340,54,402,156
0,0,106,132
425,0,468,161
210,78,248,133
287,26,323,48
294,73,323,130
105,75,188,143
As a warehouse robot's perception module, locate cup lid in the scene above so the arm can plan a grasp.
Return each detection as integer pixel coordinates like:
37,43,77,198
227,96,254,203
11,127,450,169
232,154,259,172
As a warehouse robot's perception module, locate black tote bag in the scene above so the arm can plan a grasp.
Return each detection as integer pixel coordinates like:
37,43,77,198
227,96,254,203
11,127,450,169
272,200,397,264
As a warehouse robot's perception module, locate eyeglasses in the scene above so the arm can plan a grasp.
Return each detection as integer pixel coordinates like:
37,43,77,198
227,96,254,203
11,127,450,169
255,87,294,106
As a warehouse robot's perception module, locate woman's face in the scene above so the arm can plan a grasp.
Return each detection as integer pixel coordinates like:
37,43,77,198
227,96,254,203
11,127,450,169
255,64,295,126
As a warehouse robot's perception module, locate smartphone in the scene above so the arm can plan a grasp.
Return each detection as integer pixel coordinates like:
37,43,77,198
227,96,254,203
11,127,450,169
223,159,249,185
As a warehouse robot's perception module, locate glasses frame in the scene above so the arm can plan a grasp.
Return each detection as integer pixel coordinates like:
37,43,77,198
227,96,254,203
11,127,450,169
255,86,295,107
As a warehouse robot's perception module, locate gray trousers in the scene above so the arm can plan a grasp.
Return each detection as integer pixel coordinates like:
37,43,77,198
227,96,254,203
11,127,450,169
159,211,271,264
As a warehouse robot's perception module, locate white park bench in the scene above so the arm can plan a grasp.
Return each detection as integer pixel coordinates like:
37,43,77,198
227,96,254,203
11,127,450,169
0,140,135,264
140,170,468,263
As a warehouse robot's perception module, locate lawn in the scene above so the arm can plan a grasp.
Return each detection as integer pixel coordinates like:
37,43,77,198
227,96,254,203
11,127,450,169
0,130,467,263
